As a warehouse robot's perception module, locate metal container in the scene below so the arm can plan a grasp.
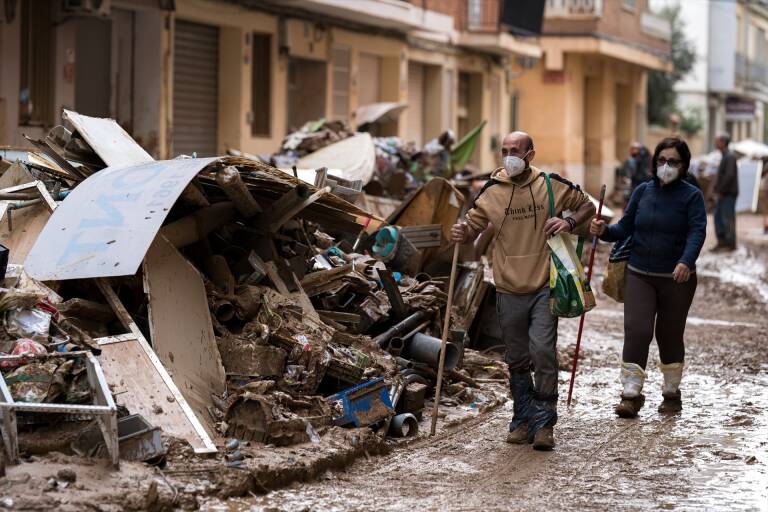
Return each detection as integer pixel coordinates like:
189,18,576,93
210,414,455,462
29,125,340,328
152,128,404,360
403,332,460,370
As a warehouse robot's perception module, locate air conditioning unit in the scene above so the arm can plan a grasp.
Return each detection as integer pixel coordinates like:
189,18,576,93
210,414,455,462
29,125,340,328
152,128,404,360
61,0,110,17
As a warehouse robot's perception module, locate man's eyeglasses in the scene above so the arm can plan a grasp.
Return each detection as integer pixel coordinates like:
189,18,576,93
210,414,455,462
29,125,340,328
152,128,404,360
657,158,682,168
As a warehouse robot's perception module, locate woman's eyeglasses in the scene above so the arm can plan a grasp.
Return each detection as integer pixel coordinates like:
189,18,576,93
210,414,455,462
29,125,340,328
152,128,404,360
657,158,682,168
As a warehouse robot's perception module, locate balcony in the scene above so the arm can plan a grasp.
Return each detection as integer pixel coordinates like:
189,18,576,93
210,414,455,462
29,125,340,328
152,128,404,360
545,0,603,19
641,11,671,41
736,53,768,89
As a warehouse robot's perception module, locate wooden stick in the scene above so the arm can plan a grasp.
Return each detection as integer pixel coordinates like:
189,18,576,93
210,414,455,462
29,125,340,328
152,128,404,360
430,243,461,436
566,184,606,407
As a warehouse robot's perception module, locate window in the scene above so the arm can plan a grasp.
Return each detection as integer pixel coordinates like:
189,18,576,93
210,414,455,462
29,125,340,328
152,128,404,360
251,33,271,137
623,0,636,10
19,0,54,126
468,0,482,30
510,91,519,132
331,46,350,121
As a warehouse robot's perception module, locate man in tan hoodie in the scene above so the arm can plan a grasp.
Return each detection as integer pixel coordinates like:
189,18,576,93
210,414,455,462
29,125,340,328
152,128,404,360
451,131,595,450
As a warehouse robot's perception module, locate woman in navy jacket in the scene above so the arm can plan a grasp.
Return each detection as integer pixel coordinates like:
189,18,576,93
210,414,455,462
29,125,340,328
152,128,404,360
591,137,707,418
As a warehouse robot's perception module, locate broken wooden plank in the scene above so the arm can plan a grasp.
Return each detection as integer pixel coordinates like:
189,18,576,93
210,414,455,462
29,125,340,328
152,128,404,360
96,278,217,454
269,186,332,233
300,263,353,296
142,235,227,442
316,310,362,324
63,109,154,168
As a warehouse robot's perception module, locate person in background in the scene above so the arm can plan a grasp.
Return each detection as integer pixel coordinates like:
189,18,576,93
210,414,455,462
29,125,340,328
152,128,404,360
451,131,595,450
624,142,651,194
713,133,739,251
590,137,707,418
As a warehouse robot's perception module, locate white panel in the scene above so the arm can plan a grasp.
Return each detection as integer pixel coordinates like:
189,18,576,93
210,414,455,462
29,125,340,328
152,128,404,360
708,1,737,92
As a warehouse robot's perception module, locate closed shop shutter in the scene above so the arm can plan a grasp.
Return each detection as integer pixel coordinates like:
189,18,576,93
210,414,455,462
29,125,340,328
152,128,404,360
173,20,219,157
407,62,424,146
358,53,380,107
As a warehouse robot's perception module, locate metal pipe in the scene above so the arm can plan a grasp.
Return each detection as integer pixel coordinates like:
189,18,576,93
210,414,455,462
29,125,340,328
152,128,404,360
389,413,419,438
404,332,460,371
212,299,235,323
374,310,430,348
215,166,261,217
387,336,404,357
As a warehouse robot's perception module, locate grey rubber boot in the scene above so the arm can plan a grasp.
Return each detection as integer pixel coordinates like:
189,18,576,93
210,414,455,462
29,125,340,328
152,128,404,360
615,362,646,418
658,362,684,414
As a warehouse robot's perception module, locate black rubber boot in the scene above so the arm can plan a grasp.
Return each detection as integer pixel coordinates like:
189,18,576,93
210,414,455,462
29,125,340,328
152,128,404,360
658,390,682,414
615,394,645,418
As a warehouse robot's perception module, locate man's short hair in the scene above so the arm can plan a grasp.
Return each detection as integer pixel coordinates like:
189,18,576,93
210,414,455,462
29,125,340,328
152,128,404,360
717,132,731,146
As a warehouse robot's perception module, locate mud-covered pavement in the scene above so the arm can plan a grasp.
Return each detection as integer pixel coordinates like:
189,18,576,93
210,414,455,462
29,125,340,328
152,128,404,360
212,226,768,512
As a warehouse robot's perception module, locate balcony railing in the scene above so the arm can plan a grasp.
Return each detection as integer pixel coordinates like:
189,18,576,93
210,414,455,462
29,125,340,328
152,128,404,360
466,0,501,32
736,52,768,88
545,0,603,18
640,11,671,41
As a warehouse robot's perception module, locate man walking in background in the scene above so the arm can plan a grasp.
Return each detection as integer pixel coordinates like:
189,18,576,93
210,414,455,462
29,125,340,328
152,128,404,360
451,131,595,450
713,133,739,251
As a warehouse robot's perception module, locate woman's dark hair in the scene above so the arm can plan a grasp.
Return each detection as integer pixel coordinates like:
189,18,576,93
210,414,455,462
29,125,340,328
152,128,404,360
651,136,691,177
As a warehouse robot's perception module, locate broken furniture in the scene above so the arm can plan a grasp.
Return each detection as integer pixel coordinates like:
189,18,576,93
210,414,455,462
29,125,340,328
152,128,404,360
0,351,118,467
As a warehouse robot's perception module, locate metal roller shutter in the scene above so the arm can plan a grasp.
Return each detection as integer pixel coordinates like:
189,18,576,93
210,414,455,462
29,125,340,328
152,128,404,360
173,20,219,157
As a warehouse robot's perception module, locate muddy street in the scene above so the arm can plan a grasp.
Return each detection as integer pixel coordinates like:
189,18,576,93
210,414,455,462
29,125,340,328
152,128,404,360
208,238,768,512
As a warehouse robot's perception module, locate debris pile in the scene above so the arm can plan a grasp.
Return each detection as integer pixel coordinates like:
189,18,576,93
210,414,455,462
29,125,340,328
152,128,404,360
0,109,507,483
261,118,479,200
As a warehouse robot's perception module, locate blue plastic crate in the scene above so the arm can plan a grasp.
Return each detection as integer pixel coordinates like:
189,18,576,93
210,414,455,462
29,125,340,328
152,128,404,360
328,377,394,428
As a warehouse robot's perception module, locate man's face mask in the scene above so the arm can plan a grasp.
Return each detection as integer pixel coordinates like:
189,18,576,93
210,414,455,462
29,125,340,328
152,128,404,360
503,150,530,177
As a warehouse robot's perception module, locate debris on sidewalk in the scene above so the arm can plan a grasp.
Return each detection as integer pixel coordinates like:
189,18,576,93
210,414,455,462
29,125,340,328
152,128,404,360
0,109,510,502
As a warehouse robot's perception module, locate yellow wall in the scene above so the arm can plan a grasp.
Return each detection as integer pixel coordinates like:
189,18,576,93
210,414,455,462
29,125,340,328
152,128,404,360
168,1,512,173
515,53,649,196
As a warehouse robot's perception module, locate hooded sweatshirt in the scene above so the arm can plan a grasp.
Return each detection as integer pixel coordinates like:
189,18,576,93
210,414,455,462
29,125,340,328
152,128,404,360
465,166,593,295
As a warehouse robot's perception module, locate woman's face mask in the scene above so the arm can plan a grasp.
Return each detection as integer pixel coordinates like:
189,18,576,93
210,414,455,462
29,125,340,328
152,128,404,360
656,163,679,184
503,151,530,177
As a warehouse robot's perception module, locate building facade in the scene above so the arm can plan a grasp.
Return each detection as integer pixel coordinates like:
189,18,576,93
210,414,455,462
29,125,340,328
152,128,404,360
513,0,671,196
0,0,541,173
651,0,768,154
1,0,670,194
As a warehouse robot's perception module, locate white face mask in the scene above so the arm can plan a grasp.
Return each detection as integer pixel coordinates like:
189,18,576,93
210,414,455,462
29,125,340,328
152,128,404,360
503,153,529,177
657,163,678,184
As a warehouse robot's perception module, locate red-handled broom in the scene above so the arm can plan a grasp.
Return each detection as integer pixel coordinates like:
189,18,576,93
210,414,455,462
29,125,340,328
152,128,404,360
567,184,606,408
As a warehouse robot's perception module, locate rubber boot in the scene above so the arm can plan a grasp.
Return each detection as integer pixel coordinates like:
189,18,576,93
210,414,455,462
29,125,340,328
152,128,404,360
615,362,646,418
528,396,557,450
506,371,534,443
658,362,684,414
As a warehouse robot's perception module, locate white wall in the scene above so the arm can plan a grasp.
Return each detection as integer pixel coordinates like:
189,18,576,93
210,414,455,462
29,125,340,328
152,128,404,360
648,0,709,95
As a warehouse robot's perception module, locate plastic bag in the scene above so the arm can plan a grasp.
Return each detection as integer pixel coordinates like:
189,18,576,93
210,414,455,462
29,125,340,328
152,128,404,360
0,338,47,369
542,173,595,318
5,307,51,342
547,234,596,318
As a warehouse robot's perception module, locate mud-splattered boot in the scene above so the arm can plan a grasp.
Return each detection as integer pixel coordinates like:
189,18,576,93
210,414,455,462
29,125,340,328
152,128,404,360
658,362,684,414
506,371,534,443
528,396,557,450
506,424,529,444
532,426,555,451
615,362,646,418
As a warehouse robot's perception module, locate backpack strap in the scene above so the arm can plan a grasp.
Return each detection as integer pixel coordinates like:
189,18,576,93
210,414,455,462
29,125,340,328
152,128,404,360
544,171,585,258
542,172,556,219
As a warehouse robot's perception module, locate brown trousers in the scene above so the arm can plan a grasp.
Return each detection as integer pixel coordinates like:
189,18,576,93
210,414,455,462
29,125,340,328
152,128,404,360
622,269,697,369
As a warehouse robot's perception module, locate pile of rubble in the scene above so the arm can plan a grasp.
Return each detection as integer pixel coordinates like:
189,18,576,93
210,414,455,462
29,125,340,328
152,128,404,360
261,118,472,200
0,109,506,493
